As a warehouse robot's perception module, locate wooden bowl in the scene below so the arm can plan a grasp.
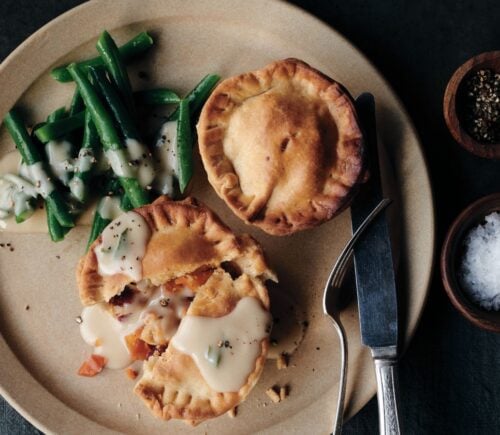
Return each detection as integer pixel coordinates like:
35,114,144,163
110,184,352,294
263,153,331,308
441,193,500,332
443,51,500,158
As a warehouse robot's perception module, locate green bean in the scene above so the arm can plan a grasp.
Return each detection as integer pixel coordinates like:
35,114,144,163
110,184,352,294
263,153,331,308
34,111,85,143
86,192,131,250
89,67,154,207
100,176,122,196
69,90,84,116
47,107,66,124
47,107,67,122
176,99,193,193
67,63,149,208
45,108,75,233
168,74,220,121
91,67,155,202
67,63,121,149
67,90,85,146
46,201,69,242
44,107,78,188
12,186,36,223
135,88,180,105
43,108,68,237
3,110,74,228
15,205,34,224
46,204,64,240
97,31,136,115
4,110,43,165
43,191,74,228
120,193,133,212
119,177,148,207
51,32,154,83
90,67,140,140
86,207,111,250
69,110,100,202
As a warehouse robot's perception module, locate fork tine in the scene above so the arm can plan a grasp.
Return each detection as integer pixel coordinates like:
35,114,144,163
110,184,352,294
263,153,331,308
333,251,353,289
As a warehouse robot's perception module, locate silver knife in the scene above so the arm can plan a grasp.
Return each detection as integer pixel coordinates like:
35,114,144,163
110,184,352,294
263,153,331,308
351,93,402,435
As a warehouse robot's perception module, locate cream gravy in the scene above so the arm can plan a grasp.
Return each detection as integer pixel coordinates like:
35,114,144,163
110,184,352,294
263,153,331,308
45,139,73,185
95,211,151,282
80,303,132,369
0,151,96,232
170,297,271,392
125,139,155,188
80,285,192,369
153,121,178,196
98,196,122,220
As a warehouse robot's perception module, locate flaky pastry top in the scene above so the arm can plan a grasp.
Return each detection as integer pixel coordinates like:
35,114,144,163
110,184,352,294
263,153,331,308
197,58,366,235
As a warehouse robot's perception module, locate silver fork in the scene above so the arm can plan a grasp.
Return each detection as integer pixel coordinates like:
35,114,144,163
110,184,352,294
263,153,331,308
322,198,392,435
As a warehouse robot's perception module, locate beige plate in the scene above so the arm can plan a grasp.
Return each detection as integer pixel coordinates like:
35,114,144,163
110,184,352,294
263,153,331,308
0,0,434,433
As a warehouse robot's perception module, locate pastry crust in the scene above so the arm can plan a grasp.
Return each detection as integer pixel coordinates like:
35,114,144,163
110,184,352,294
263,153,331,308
197,58,366,235
135,270,269,424
76,196,275,424
77,196,275,305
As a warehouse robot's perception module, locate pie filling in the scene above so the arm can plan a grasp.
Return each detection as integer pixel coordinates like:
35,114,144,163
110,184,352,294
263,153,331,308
80,262,272,392
80,267,213,369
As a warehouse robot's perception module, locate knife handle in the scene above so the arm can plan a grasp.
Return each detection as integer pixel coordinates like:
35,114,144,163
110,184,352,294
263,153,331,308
373,351,402,435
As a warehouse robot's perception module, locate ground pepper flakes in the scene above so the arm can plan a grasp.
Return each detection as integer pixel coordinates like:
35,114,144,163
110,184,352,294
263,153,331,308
462,69,500,143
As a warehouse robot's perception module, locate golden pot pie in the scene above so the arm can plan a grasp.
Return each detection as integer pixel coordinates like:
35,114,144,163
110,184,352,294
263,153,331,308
76,196,275,425
197,58,366,235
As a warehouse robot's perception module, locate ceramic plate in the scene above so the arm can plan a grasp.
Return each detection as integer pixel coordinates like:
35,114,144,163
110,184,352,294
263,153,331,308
0,1,434,433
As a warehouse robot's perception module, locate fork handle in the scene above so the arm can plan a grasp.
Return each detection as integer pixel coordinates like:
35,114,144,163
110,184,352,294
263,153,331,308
373,349,402,435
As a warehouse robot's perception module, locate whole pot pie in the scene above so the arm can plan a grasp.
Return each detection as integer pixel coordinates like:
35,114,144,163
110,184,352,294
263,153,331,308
197,58,366,235
76,196,275,425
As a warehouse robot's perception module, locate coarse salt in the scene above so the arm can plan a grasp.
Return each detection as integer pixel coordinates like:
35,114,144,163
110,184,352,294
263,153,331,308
460,212,500,310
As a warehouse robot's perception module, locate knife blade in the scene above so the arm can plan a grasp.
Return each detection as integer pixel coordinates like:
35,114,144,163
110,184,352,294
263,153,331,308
351,93,402,435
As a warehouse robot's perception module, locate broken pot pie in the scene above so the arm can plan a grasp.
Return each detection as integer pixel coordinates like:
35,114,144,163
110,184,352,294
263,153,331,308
76,196,276,424
197,58,366,235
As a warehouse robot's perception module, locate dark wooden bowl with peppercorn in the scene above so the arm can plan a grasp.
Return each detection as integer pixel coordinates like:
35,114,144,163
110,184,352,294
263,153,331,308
444,51,500,158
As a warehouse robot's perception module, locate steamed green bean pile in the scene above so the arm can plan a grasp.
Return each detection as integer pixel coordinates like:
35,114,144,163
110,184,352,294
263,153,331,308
0,30,220,247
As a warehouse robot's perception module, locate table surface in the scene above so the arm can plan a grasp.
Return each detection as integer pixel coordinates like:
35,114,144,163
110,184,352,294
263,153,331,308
1,1,500,434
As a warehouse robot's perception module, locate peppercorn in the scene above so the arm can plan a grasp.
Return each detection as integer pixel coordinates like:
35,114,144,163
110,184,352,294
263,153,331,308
462,69,500,143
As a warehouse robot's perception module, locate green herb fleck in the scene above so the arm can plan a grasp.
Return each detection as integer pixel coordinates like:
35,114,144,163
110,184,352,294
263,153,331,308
113,228,129,259
205,345,221,367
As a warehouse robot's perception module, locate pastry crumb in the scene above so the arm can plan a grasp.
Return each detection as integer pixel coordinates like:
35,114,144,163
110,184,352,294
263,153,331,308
265,387,281,403
276,352,288,370
227,406,238,418
25,305,30,311
266,384,289,403
279,385,288,401
136,413,141,420
75,316,83,324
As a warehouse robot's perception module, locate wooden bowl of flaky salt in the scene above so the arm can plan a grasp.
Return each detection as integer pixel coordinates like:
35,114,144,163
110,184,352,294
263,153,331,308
441,193,500,332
